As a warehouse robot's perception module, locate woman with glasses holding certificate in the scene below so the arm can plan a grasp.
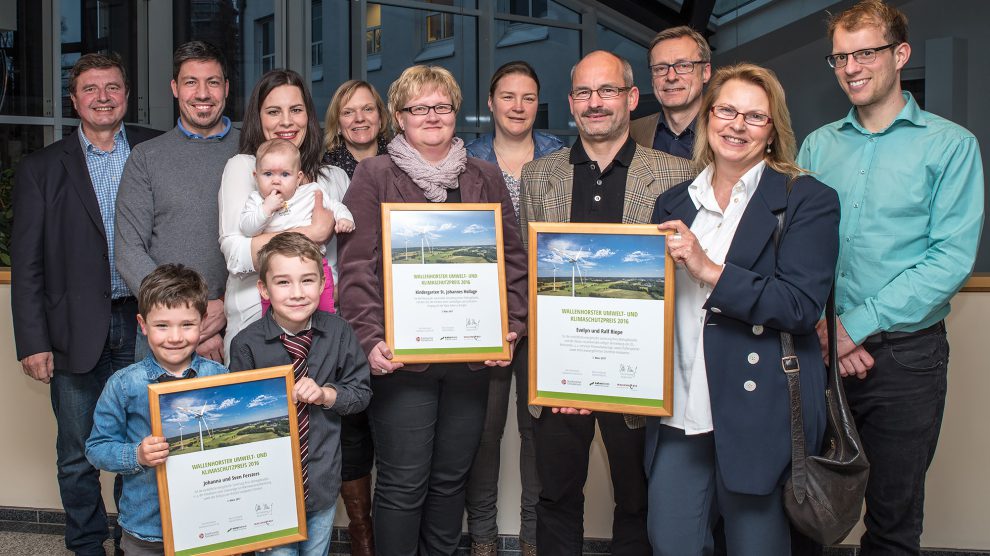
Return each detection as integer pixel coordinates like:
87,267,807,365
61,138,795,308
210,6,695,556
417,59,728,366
646,64,840,555
337,65,528,556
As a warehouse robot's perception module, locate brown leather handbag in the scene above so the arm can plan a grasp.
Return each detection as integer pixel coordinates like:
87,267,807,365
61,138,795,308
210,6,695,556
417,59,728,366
773,200,870,545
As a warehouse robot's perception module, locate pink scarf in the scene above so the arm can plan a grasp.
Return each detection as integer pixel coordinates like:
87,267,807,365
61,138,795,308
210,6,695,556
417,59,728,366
387,134,467,202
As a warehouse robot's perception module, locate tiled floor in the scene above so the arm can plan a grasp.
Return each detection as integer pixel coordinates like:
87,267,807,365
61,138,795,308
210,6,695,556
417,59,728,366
0,531,112,555
2,525,988,556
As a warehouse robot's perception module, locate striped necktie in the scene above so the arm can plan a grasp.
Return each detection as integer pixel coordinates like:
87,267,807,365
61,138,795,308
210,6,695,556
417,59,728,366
281,329,313,499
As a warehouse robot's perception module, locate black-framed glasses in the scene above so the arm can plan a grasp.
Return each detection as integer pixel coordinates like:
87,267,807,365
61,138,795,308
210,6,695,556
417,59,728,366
649,60,705,77
400,103,455,116
568,86,632,101
826,43,898,68
711,105,772,127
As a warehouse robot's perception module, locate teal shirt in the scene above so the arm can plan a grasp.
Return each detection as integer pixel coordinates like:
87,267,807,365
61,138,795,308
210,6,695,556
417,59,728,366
797,92,984,344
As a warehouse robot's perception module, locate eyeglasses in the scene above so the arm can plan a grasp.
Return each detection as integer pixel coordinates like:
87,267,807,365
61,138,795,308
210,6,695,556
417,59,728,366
400,103,455,116
710,105,772,127
826,43,898,68
649,61,705,77
568,86,632,101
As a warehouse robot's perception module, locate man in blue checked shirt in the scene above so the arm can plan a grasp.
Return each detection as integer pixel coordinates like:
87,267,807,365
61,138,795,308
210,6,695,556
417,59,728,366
11,53,160,556
797,2,984,554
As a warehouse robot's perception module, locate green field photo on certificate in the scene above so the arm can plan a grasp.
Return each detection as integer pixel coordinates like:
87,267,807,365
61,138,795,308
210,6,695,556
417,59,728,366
535,233,666,300
528,222,675,418
159,377,291,456
390,209,498,265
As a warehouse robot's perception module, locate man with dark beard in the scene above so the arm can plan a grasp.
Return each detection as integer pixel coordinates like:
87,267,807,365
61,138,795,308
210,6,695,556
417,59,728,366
115,41,239,363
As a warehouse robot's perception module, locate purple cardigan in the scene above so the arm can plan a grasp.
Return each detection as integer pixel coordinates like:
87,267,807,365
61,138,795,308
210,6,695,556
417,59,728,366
337,154,528,373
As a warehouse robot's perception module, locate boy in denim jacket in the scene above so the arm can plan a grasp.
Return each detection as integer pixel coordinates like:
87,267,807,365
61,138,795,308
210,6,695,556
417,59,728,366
86,264,227,554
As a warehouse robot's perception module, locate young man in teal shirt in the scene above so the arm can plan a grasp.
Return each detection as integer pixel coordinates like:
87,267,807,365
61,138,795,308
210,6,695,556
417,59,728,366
797,1,984,553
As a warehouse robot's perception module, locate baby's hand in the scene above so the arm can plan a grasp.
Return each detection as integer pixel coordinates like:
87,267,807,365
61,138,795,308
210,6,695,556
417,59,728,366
262,191,285,216
335,218,355,234
137,435,169,467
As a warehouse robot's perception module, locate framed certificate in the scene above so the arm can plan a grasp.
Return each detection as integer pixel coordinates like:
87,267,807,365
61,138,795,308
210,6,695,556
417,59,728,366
148,366,306,556
527,223,675,417
381,203,511,363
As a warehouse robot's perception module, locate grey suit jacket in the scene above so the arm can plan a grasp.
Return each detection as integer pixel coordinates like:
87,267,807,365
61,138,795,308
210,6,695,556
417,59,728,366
518,140,696,425
630,112,661,149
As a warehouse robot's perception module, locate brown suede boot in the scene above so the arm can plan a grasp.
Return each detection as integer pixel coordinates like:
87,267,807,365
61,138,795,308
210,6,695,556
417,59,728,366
340,475,374,556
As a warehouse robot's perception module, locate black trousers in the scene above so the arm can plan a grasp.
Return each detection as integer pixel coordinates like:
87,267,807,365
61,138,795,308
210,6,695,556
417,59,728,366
340,410,374,481
846,325,949,555
369,364,491,556
533,410,650,556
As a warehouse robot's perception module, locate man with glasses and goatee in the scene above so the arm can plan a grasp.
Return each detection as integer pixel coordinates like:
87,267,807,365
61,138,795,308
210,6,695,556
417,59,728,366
798,1,984,554
630,26,711,159
519,50,693,556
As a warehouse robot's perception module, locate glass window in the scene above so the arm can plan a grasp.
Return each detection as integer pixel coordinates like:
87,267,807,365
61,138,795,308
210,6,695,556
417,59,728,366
535,102,549,130
497,0,579,24
259,17,275,75
312,1,323,78
509,0,548,17
1,1,46,117
309,1,349,120
492,23,579,136
367,4,383,55
426,0,455,43
366,4,478,132
0,124,46,174
60,1,141,121
0,124,47,266
174,1,263,122
596,24,651,117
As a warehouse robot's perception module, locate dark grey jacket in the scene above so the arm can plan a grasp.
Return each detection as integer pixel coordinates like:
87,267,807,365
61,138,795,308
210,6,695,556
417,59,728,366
229,310,372,511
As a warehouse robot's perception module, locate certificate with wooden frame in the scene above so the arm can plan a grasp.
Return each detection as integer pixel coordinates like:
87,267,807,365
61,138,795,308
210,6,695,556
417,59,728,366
148,366,306,556
528,223,675,417
381,203,511,364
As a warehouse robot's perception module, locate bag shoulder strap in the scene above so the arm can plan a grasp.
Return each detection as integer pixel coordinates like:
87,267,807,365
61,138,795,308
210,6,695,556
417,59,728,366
773,178,837,504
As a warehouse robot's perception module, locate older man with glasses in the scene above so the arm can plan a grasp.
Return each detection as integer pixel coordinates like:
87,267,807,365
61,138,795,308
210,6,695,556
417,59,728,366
630,26,711,159
519,50,694,556
798,1,984,554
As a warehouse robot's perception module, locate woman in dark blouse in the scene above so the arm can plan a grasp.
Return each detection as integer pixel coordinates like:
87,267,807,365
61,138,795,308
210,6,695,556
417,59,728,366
323,80,390,178
318,79,391,555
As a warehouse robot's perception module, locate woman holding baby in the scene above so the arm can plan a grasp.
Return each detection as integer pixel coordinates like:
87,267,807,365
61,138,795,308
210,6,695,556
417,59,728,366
217,69,376,556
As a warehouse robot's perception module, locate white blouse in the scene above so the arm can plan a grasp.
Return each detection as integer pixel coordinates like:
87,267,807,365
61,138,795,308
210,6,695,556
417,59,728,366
218,153,350,360
662,161,765,434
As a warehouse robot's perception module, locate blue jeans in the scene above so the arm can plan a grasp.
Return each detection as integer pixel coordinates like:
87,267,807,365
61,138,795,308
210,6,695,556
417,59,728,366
51,298,137,555
846,324,949,556
267,507,336,556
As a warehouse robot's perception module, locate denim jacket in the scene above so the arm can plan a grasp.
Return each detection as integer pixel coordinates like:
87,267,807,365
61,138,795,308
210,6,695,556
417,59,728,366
465,130,566,164
86,354,228,541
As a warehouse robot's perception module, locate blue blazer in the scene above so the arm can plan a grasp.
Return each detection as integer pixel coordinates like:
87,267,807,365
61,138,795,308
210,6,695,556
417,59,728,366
647,166,840,495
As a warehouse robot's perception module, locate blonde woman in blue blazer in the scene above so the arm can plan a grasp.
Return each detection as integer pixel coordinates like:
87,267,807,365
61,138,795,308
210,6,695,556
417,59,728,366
647,63,840,555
